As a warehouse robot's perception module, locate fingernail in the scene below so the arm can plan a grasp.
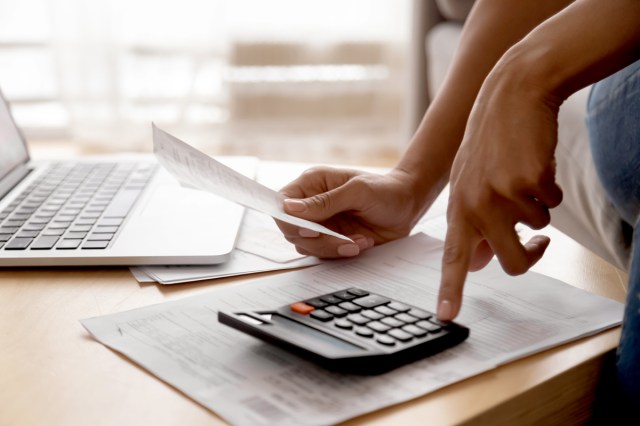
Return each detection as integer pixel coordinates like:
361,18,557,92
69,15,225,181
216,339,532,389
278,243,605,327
354,236,369,249
299,228,319,238
438,300,453,321
337,244,360,257
284,199,306,212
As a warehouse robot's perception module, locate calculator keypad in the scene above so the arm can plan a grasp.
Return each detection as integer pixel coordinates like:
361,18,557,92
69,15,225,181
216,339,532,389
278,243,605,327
290,287,447,347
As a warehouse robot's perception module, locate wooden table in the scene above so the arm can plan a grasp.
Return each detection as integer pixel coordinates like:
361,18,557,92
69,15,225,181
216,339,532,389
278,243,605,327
0,154,627,425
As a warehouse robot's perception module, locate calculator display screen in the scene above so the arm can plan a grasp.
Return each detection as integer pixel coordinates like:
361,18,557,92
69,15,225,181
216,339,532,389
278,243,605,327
270,314,363,353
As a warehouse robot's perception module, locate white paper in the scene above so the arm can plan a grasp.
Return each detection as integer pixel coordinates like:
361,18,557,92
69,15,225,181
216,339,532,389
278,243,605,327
153,124,352,242
129,267,156,283
234,210,308,263
82,233,623,426
139,249,320,285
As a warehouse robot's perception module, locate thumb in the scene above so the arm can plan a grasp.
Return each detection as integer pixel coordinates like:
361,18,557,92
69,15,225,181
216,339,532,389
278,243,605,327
283,184,359,222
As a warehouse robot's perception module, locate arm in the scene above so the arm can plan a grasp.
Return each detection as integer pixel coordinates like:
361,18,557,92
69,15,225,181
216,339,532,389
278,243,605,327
278,0,574,258
438,0,640,321
395,0,574,215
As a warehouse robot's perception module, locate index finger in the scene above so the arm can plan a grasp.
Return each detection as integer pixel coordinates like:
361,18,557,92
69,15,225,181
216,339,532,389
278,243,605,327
438,217,477,321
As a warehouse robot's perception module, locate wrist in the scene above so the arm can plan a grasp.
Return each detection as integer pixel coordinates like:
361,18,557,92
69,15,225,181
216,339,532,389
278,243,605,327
388,163,446,223
487,38,571,108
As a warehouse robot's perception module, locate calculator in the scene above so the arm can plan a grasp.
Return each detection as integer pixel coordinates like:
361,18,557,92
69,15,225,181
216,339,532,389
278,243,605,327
218,287,469,375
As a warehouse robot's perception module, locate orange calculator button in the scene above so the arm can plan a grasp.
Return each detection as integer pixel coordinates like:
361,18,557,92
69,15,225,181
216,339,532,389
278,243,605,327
290,302,315,315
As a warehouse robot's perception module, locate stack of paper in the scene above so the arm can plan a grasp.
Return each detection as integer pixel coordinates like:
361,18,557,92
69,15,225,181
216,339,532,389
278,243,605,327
82,233,623,426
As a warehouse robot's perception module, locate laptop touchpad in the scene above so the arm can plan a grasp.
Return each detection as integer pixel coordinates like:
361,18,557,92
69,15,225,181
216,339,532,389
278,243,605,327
140,185,232,218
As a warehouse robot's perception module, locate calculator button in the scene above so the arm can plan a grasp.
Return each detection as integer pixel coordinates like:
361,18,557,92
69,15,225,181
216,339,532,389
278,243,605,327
387,301,411,312
407,308,431,320
428,318,450,327
415,320,442,333
380,317,405,328
352,294,390,308
346,313,370,326
388,329,413,342
338,301,361,313
355,327,374,338
376,335,396,346
366,321,391,333
320,295,342,305
335,319,353,329
333,290,357,301
310,310,334,322
361,309,384,321
290,302,315,315
305,298,328,309
325,305,348,317
374,306,397,316
402,324,428,337
347,288,369,297
395,313,419,323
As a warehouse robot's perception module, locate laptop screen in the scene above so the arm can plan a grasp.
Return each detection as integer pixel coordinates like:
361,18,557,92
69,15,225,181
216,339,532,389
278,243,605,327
0,92,29,181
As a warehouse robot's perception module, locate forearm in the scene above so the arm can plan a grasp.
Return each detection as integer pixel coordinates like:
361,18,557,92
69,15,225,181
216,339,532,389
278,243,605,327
491,0,640,104
394,0,573,211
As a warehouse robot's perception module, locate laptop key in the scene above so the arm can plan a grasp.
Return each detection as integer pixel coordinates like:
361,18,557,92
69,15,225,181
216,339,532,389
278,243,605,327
31,235,60,250
93,225,118,233
16,231,39,239
87,232,114,241
23,223,46,231
56,239,82,249
82,240,109,249
65,231,87,239
42,228,65,236
0,226,19,234
5,237,34,250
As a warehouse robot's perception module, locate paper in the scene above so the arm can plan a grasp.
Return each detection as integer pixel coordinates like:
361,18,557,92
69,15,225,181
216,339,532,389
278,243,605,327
153,124,352,242
82,233,623,426
234,210,308,263
129,267,156,283
136,248,320,285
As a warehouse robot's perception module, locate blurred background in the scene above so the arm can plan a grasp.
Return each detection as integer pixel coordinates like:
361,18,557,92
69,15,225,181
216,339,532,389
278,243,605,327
0,0,418,165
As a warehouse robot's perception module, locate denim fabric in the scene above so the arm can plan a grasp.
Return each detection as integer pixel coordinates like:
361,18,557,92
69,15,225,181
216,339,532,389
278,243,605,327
587,58,640,405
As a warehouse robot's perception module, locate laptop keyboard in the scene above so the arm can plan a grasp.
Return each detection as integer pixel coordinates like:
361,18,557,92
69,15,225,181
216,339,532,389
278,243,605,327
0,162,157,251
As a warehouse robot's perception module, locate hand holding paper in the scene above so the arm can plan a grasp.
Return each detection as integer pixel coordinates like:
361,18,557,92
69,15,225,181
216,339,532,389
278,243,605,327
152,124,352,242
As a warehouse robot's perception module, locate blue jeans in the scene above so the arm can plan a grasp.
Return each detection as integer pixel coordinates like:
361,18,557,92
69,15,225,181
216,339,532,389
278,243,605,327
587,58,640,409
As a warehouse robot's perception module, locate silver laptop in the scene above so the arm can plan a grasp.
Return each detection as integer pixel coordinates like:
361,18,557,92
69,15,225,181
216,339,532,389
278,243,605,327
0,90,255,266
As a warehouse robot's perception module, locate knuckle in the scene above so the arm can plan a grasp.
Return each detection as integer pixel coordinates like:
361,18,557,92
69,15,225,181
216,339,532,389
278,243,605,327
308,192,332,211
442,243,463,266
302,165,331,179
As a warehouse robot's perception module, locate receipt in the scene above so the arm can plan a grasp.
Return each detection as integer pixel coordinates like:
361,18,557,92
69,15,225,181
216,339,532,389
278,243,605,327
152,124,352,242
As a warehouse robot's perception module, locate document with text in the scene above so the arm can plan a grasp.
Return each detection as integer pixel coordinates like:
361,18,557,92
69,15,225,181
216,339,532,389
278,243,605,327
153,124,352,242
81,233,623,426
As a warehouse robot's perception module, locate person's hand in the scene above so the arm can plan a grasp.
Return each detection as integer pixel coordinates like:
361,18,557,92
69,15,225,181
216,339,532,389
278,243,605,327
437,80,563,321
277,166,427,258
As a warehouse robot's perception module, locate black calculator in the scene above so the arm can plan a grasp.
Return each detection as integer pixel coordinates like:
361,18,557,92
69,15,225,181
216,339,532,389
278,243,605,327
218,287,469,375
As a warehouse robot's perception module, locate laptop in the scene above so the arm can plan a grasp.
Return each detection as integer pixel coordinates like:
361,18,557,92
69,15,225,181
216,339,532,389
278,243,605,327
0,90,256,266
